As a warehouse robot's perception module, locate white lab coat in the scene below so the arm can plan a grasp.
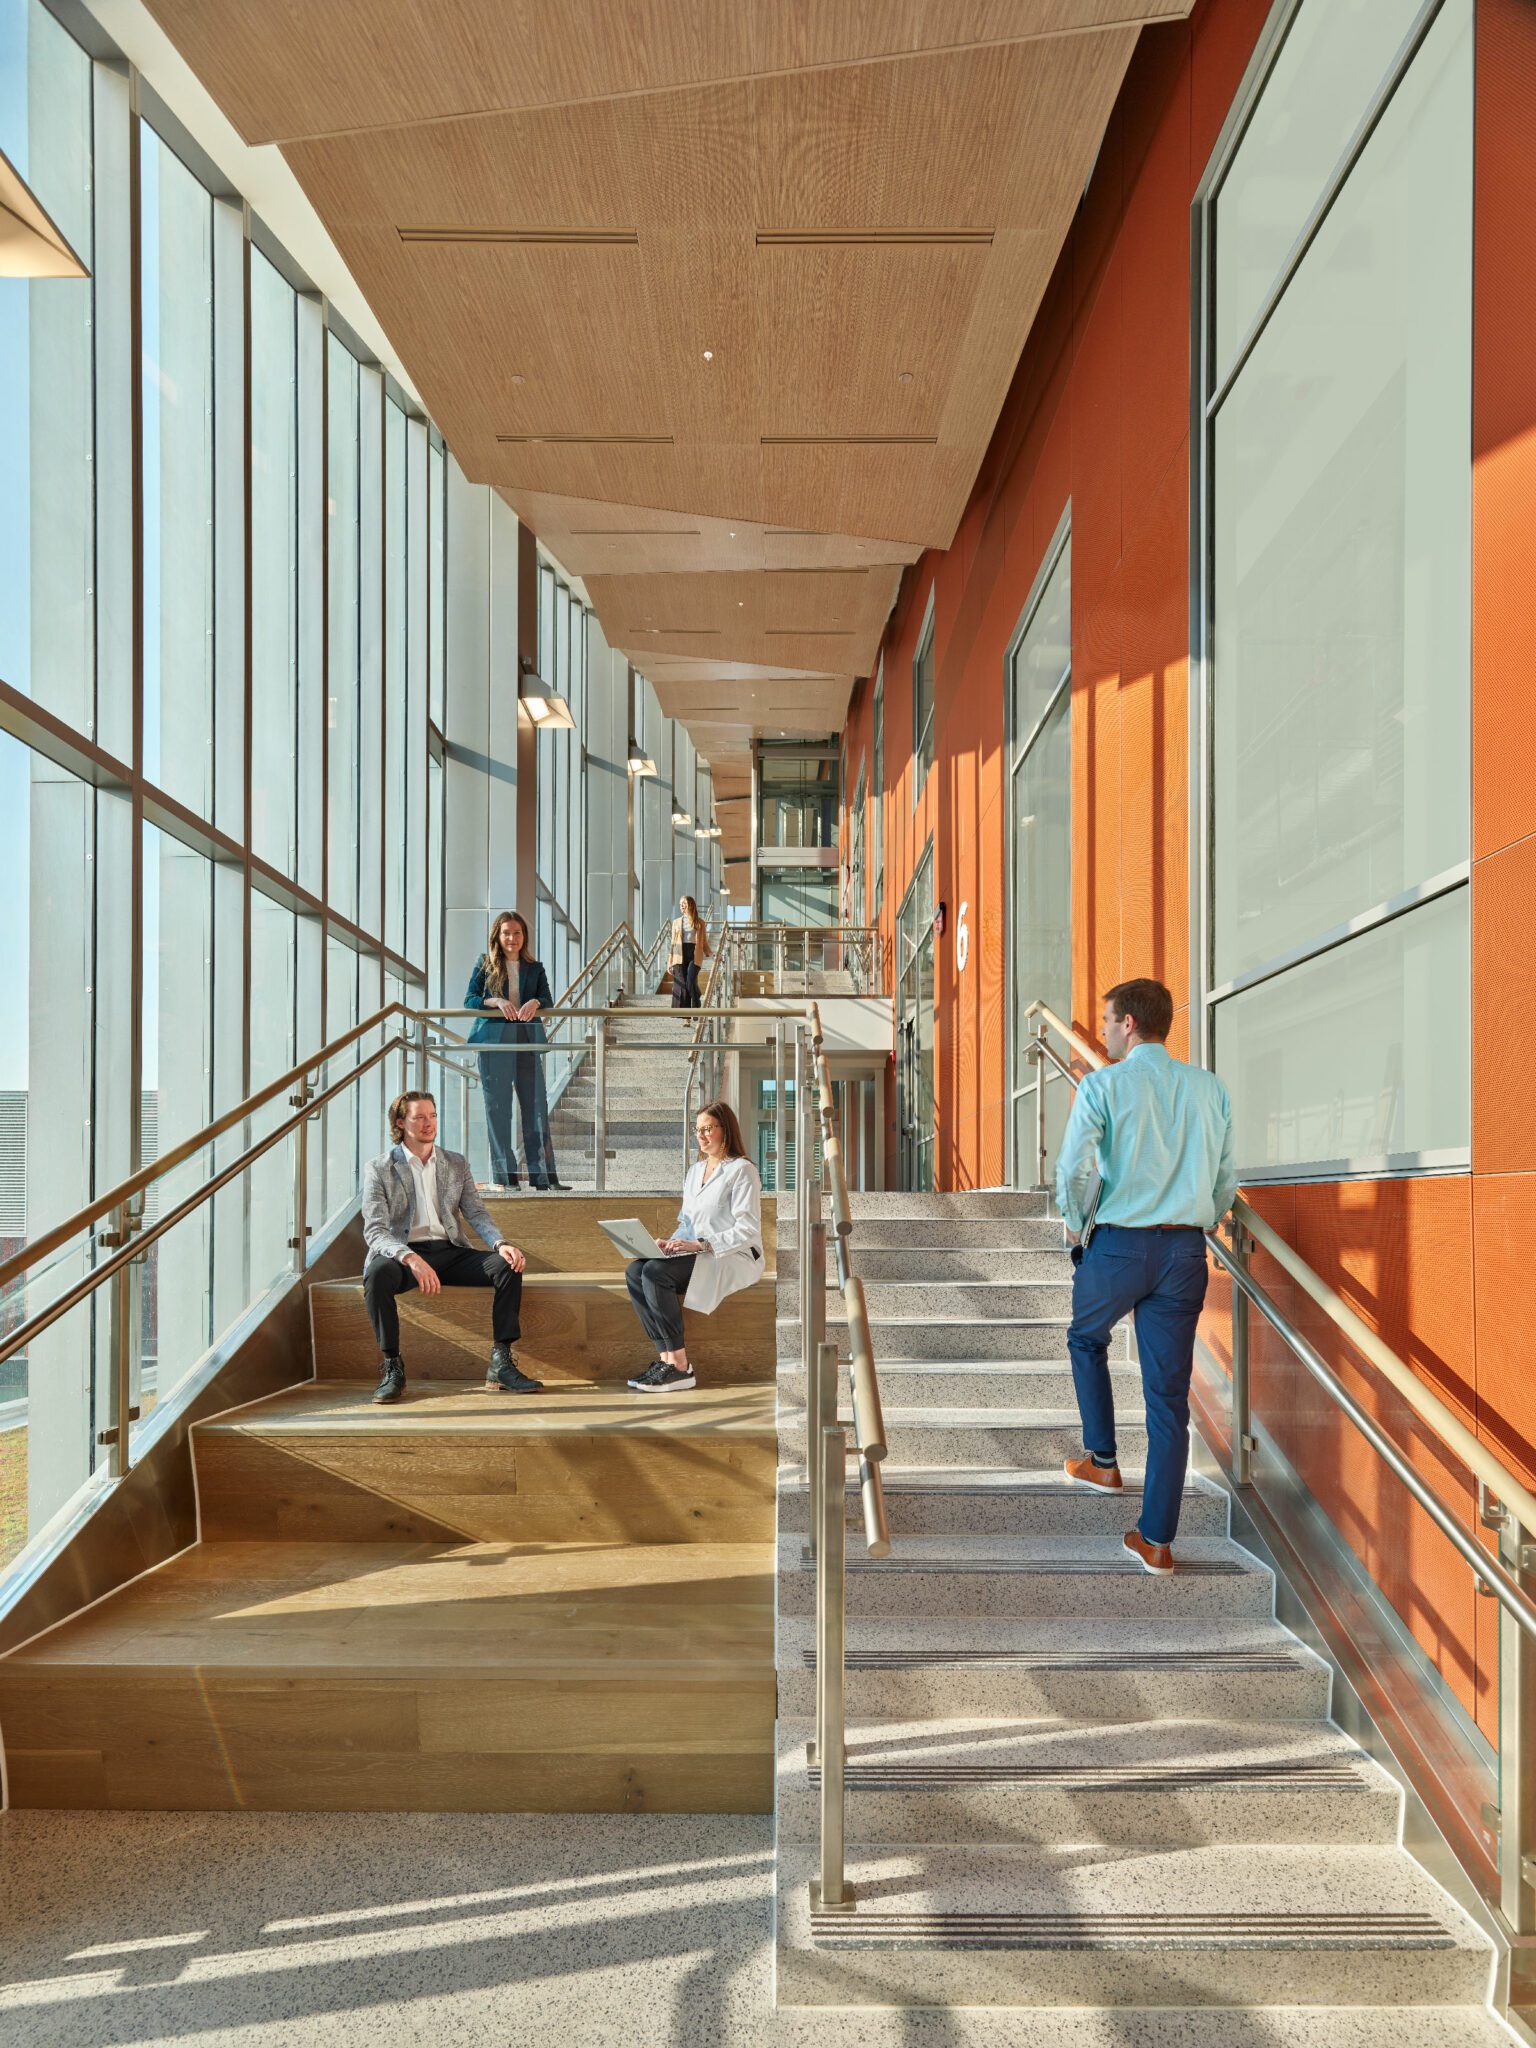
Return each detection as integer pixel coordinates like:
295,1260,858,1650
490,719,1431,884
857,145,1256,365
676,1155,765,1313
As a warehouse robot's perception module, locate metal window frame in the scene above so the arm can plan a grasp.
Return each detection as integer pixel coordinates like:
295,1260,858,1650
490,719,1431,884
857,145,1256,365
1188,0,1468,1188
895,837,936,1189
1002,507,1071,1191
870,655,885,924
911,581,936,802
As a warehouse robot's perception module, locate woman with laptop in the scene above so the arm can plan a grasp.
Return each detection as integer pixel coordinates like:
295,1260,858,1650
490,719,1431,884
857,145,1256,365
624,1100,763,1392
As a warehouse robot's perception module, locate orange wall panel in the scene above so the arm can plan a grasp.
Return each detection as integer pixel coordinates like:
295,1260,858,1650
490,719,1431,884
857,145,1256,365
1472,831,1536,1175
1471,0,1536,864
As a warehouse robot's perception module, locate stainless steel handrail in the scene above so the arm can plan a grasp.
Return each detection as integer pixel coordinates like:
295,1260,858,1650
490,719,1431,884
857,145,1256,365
1022,999,1536,1554
797,997,889,1916
0,1033,407,1373
0,1003,408,1295
1023,995,1536,1938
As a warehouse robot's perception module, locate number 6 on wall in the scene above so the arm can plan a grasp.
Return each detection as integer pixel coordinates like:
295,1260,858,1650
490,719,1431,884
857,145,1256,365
955,900,970,973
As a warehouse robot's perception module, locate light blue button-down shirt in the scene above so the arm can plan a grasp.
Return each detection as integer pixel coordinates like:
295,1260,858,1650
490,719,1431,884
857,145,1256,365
1055,1043,1238,1236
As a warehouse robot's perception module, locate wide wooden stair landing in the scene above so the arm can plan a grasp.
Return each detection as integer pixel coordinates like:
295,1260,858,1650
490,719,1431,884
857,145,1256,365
0,1194,779,1815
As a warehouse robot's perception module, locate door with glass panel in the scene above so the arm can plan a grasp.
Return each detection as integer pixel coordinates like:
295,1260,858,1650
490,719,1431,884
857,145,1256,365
897,844,935,1191
1008,532,1072,1186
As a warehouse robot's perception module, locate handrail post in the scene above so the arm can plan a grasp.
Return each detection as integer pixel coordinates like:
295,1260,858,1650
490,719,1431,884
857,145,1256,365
792,1024,804,1195
289,1076,313,1275
1230,1220,1254,1487
774,1021,786,1194
1495,1501,1536,1936
1032,1020,1049,1191
813,1421,853,1913
103,1200,132,1479
806,1222,829,1557
593,1014,608,1195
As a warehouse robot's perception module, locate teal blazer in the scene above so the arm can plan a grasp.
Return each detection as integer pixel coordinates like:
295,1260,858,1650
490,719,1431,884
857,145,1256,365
464,957,555,1046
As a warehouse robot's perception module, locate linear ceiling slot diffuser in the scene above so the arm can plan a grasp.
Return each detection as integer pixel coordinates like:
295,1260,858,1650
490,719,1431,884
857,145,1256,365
398,226,639,245
497,433,674,446
755,229,993,247
761,434,937,447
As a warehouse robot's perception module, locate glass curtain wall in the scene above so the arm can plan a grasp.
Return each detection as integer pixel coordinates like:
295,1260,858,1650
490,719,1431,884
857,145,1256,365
1007,533,1071,1185
0,0,446,1578
1201,0,1473,1179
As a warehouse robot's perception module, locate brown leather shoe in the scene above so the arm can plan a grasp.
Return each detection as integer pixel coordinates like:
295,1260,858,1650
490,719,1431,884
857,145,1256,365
1124,1528,1174,1575
1063,1453,1123,1491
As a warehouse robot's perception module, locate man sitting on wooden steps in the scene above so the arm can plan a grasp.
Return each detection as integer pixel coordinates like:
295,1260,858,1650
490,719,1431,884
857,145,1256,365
362,1091,539,1404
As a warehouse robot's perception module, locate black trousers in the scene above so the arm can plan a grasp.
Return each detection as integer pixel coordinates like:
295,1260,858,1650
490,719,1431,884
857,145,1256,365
670,944,701,1008
625,1254,697,1351
478,1047,557,1186
364,1240,523,1358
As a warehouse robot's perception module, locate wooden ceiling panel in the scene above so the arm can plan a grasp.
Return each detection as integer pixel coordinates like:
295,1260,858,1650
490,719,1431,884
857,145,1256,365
590,566,899,677
143,0,1188,777
504,490,921,578
144,0,1192,145
275,35,1135,544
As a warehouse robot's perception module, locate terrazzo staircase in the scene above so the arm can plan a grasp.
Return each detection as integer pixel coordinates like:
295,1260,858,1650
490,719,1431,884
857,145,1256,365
771,1189,1509,2038
602,993,697,1191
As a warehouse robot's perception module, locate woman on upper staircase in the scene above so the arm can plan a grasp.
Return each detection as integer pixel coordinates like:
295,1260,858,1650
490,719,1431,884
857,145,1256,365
668,894,711,1009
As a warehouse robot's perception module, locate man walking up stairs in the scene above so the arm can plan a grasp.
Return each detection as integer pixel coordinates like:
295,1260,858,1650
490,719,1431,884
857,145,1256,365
1056,978,1236,1576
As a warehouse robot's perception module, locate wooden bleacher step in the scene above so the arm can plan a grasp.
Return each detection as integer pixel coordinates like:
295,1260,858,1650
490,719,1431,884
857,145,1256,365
0,1196,782,1816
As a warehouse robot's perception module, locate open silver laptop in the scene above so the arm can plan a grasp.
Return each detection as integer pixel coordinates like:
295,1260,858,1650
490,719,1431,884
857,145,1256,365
598,1217,668,1262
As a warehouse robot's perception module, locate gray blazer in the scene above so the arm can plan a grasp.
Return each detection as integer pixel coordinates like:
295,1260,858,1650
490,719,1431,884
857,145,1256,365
361,1144,505,1272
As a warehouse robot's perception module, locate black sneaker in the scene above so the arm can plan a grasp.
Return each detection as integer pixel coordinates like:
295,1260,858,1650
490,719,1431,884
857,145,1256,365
373,1356,406,1404
484,1348,543,1394
632,1363,695,1394
626,1359,667,1390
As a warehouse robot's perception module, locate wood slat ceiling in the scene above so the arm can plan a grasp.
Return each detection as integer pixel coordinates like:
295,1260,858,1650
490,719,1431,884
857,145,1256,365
143,0,1192,144
145,0,1190,783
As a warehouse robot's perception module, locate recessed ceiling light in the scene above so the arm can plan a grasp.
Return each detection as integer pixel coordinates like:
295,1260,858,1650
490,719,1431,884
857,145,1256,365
897,370,913,384
511,373,526,385
729,530,736,538
702,349,714,361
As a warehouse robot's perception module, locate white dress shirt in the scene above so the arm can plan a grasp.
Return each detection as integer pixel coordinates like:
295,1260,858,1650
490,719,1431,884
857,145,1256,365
405,1149,448,1243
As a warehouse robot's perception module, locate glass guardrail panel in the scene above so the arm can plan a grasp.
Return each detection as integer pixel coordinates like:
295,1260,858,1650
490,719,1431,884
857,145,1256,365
1,1268,105,1580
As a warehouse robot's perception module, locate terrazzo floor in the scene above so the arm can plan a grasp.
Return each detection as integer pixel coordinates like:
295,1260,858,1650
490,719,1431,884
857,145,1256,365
0,1809,1516,2048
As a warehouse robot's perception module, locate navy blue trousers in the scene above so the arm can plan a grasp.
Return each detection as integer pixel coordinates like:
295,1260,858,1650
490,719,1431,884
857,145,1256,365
1066,1224,1209,1546
478,1048,556,1187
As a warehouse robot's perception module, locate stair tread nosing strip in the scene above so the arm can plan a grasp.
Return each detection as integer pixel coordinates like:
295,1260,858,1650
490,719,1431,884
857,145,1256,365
805,1910,1455,1949
806,1762,1369,1788
806,1550,1250,1578
806,1650,1305,1669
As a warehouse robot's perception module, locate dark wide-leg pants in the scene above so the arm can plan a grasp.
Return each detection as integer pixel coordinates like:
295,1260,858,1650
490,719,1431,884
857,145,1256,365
624,1254,698,1352
670,944,700,1008
363,1239,523,1358
479,1048,556,1186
